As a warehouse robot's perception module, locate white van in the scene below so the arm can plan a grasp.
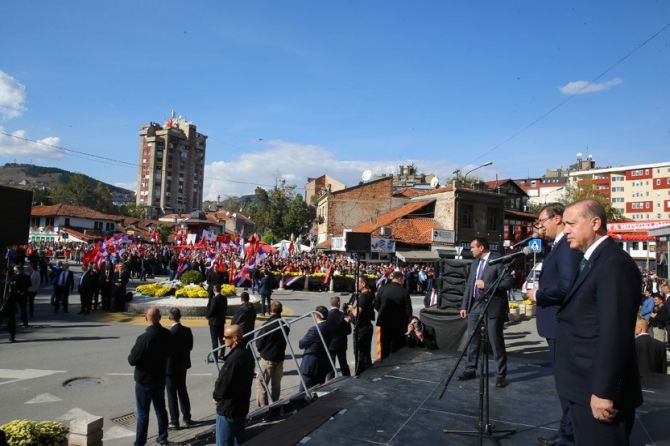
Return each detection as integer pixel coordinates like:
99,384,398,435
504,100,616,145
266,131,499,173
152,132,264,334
521,262,543,296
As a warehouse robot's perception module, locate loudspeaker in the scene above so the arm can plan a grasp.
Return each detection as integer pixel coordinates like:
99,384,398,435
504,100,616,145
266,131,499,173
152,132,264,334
436,258,472,309
345,232,371,253
0,185,33,245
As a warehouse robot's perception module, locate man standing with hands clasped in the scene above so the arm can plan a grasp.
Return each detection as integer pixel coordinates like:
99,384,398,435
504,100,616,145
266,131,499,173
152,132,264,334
459,237,513,388
526,202,582,446
557,200,642,445
212,324,255,446
128,306,173,446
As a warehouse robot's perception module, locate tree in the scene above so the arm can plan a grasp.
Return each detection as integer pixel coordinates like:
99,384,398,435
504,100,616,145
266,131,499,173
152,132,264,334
561,182,624,222
248,182,315,240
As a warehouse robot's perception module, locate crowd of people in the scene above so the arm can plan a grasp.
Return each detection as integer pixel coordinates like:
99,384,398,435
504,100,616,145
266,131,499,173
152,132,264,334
3,202,670,445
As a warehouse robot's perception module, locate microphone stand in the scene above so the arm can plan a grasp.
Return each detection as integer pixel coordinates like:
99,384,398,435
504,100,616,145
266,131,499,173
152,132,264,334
439,261,516,445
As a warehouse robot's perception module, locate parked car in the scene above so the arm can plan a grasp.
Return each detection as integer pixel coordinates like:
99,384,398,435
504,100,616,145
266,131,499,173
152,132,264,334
521,262,543,296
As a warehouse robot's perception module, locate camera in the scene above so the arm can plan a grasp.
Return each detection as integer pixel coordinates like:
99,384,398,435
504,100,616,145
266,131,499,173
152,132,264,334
343,292,357,313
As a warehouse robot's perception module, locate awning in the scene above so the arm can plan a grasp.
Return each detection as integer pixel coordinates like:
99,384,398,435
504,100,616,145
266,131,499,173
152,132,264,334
396,250,441,262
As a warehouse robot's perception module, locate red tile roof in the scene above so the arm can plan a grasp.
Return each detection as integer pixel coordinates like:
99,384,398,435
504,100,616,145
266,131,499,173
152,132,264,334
389,218,439,244
353,200,435,235
31,204,122,221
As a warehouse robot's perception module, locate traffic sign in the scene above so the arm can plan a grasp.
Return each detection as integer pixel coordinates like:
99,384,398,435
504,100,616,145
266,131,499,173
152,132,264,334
529,239,542,253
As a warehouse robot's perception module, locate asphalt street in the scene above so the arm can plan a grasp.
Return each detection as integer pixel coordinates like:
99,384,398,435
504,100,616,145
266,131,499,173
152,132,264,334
0,271,548,445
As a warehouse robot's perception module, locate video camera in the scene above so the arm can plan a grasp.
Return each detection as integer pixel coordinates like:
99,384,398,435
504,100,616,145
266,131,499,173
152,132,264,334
342,292,358,314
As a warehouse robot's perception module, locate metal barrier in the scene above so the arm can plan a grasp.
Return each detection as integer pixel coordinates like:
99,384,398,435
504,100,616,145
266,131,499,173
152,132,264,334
205,311,338,402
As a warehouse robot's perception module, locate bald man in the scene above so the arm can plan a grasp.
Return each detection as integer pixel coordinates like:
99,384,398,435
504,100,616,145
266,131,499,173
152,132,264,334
212,324,255,446
128,306,173,446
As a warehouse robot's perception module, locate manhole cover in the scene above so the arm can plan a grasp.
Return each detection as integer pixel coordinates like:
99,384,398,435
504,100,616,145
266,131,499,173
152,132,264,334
112,412,136,427
63,377,105,388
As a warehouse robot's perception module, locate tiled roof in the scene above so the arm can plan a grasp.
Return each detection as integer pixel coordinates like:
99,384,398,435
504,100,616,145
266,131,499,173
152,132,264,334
31,204,122,221
416,185,454,197
60,227,101,242
393,188,422,198
353,200,435,233
505,209,536,219
389,218,439,244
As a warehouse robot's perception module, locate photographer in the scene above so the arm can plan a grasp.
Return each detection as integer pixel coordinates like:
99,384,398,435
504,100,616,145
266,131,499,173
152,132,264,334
347,277,376,376
405,315,438,350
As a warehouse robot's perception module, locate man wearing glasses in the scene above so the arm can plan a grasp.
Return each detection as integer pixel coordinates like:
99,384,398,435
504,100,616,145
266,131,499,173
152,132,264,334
527,203,582,446
212,324,255,446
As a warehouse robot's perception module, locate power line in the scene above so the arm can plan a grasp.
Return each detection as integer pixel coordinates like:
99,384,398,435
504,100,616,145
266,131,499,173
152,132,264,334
468,20,670,165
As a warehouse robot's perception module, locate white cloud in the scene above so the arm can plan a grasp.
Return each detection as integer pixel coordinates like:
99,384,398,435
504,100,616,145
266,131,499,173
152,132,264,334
0,127,65,159
559,77,623,95
202,139,461,200
0,71,27,119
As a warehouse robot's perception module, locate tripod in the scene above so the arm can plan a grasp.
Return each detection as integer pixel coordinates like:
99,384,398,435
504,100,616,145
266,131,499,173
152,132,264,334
438,261,516,445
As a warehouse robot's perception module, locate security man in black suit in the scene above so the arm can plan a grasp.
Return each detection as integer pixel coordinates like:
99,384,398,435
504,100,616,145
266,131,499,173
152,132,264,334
527,202,582,446
128,306,173,446
78,262,96,315
459,237,514,388
232,291,256,339
558,200,642,444
635,318,667,375
326,295,352,378
54,262,74,313
206,284,228,361
375,271,412,360
166,308,194,430
348,276,376,376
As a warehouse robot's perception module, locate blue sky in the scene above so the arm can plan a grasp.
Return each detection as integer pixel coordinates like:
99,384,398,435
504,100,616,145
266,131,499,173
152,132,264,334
1,1,669,200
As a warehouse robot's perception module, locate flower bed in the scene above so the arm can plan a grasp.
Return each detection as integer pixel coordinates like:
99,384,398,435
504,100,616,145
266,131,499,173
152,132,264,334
1,419,67,446
134,280,236,298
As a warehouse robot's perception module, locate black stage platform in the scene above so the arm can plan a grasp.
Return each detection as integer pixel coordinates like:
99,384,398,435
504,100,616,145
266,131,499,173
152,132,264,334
245,348,670,445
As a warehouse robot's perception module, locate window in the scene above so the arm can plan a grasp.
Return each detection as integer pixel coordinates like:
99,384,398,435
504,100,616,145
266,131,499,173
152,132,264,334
486,207,499,230
460,204,473,228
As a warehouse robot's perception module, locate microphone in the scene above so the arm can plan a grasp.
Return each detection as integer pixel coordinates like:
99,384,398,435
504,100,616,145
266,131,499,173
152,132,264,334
488,246,534,265
511,232,540,249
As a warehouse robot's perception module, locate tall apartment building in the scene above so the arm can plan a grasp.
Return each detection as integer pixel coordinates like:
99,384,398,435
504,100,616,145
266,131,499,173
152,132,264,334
568,161,670,220
137,117,207,217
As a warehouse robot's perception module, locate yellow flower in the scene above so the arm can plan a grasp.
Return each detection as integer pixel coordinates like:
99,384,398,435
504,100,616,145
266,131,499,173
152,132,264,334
522,299,534,305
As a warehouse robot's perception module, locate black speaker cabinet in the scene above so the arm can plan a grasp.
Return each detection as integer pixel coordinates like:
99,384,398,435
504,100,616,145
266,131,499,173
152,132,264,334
0,185,33,245
345,232,371,253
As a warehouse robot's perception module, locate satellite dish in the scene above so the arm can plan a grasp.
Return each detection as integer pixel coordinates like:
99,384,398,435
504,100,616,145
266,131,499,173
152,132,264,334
430,177,439,188
361,170,372,182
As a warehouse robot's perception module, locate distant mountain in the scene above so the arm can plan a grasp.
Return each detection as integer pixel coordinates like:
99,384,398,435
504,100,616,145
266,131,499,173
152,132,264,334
0,163,135,203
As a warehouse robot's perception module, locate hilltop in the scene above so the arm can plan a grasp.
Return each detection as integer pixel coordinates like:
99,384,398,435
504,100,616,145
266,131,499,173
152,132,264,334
0,163,135,204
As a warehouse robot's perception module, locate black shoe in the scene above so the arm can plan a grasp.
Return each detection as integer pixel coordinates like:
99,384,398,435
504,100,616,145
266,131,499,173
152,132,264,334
168,422,179,430
182,419,194,427
156,439,170,445
537,433,560,446
458,370,476,381
495,376,508,388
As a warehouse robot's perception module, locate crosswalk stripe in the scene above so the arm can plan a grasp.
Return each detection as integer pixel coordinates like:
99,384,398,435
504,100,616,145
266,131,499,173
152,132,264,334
0,369,65,386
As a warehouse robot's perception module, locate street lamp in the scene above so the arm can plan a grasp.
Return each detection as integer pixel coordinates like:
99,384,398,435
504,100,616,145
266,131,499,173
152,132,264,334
463,161,493,180
543,186,565,204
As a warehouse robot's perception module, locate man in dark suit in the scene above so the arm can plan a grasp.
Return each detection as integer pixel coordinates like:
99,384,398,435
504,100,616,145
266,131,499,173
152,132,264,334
527,202,582,446
635,318,667,375
299,306,332,390
166,308,193,430
54,262,74,313
232,291,256,339
77,262,96,315
255,300,290,407
99,261,115,311
128,306,173,446
326,295,352,378
558,200,642,444
459,237,514,388
207,284,228,361
375,271,413,360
